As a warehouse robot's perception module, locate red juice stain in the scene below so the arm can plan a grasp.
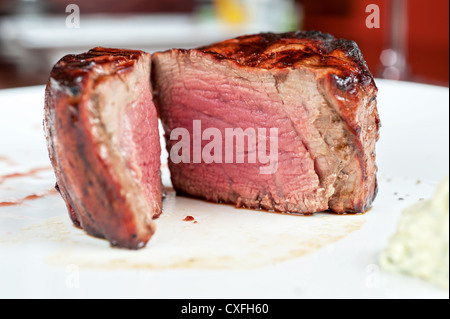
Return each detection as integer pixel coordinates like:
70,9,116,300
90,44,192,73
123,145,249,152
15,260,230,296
0,166,53,185
0,188,58,207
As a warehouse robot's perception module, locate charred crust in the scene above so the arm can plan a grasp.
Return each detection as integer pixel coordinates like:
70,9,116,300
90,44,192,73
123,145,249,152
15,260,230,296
49,47,146,92
196,31,375,92
45,46,157,250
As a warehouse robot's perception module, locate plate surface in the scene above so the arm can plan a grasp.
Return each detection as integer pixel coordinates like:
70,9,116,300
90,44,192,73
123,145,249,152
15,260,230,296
0,79,448,299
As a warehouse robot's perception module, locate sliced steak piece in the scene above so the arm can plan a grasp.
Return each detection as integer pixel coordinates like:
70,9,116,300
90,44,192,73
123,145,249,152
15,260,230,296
44,47,162,249
152,31,380,214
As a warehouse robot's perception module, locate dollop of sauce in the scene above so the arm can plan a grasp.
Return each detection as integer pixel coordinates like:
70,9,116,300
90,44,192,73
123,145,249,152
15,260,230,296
379,176,449,289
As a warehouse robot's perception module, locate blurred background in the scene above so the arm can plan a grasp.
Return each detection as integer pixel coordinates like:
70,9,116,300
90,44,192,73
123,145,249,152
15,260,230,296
0,0,448,89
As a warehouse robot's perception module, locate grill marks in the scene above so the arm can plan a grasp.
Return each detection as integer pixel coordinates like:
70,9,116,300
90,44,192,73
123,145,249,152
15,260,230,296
199,31,374,87
45,48,162,249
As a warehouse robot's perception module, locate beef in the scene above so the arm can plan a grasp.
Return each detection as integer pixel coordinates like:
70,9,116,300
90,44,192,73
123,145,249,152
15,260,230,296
44,47,162,249
152,31,380,214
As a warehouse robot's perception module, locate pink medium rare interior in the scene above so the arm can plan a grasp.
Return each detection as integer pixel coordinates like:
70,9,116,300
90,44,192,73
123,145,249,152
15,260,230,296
120,84,161,215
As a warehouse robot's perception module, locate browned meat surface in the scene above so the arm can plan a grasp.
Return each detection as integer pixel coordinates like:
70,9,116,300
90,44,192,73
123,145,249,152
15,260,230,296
152,31,380,214
43,31,380,250
44,48,162,249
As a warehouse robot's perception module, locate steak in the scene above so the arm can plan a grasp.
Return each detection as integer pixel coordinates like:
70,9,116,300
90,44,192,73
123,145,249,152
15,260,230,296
152,31,380,214
44,47,162,249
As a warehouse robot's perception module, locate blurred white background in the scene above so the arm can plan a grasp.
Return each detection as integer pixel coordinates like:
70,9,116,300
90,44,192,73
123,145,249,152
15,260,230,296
0,0,448,89
0,0,302,87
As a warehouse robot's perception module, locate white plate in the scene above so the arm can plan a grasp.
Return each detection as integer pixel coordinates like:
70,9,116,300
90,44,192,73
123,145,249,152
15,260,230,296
0,79,448,299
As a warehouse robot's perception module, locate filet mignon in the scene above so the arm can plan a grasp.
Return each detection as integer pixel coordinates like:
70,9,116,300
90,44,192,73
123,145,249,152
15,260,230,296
44,48,162,249
152,31,380,214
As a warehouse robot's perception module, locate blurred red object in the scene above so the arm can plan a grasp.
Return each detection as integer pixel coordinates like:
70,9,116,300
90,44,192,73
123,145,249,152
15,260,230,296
301,0,449,86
